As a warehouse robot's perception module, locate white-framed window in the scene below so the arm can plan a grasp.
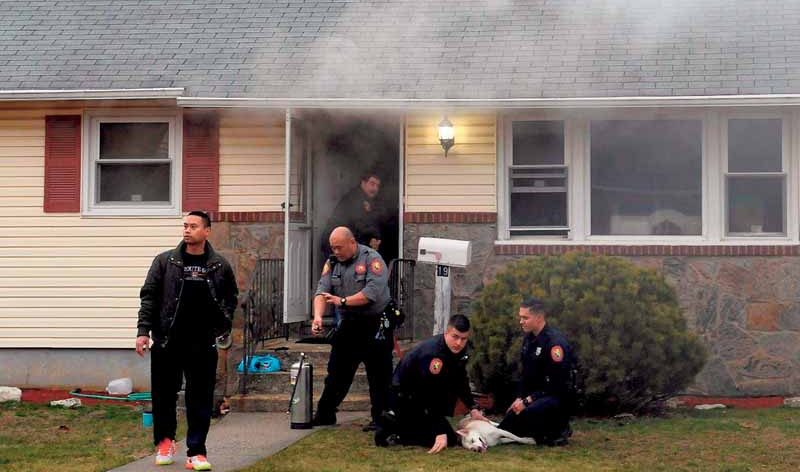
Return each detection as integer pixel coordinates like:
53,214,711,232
723,116,788,237
589,119,703,237
83,111,181,216
507,120,569,237
499,109,797,244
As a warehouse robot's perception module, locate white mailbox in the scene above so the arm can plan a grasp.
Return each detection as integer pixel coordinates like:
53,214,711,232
417,237,471,268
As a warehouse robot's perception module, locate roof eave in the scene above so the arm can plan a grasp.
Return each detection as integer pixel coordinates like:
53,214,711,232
0,88,185,101
177,94,800,109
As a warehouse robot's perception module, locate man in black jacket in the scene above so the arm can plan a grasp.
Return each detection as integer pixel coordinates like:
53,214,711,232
498,297,574,446
375,314,488,454
321,170,386,257
135,211,238,471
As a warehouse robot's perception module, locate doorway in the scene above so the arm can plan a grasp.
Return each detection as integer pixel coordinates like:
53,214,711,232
309,111,402,298
284,110,402,324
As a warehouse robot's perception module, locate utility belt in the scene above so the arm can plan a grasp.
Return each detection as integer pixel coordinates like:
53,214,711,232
336,300,404,341
376,299,405,341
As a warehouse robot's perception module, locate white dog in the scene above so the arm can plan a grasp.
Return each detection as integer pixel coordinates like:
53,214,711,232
456,417,537,452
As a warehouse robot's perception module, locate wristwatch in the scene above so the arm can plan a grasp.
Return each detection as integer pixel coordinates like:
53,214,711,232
522,396,532,407
340,296,347,307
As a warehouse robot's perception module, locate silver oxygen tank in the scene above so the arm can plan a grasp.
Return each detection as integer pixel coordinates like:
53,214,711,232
289,353,313,429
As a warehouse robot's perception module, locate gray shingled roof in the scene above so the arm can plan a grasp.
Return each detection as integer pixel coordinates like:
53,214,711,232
2,0,800,99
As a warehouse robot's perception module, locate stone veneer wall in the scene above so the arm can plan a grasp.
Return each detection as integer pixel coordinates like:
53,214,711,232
404,222,800,397
206,216,285,397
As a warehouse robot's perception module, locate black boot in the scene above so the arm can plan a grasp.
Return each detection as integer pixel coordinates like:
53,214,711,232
312,411,337,427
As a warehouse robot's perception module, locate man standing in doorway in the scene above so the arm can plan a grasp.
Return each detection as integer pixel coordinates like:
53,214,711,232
321,169,386,257
312,226,393,432
136,211,239,471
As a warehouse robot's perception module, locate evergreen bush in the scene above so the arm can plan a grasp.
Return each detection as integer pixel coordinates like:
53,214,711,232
469,252,707,415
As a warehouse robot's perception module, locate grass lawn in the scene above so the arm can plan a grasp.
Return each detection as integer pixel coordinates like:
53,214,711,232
0,401,185,472
243,407,800,472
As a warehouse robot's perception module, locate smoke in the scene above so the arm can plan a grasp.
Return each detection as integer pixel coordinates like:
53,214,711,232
245,0,773,99
5,0,797,99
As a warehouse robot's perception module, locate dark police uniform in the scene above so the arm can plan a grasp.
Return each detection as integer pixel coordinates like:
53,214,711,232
376,334,476,448
321,186,387,257
498,324,573,445
314,244,393,425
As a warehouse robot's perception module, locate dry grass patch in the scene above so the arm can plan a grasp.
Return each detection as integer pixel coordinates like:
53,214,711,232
242,408,800,472
0,401,185,472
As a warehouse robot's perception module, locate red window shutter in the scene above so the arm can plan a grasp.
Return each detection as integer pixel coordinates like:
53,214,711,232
44,115,81,213
183,113,219,212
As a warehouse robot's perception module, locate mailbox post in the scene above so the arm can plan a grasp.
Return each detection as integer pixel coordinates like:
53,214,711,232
417,237,472,335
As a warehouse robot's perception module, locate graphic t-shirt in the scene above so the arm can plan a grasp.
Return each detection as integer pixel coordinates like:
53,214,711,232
171,250,214,348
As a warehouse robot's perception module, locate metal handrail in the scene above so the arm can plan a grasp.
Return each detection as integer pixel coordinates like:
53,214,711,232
239,258,285,395
388,258,416,340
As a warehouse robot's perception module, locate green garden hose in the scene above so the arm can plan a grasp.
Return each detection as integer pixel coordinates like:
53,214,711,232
68,389,151,402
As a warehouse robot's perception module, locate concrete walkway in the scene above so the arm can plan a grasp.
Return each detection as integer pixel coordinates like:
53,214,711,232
109,411,367,472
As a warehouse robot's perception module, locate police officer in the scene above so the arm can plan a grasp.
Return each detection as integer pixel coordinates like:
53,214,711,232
311,226,393,429
498,297,574,446
375,314,488,454
321,170,386,257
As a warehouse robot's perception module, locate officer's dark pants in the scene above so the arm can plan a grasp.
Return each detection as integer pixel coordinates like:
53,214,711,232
316,318,393,422
498,395,569,444
378,401,458,448
151,343,218,456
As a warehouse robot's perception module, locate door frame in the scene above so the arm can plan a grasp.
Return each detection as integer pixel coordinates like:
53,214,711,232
283,108,313,323
283,109,406,324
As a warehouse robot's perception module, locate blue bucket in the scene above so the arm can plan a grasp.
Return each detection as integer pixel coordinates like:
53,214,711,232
142,411,153,428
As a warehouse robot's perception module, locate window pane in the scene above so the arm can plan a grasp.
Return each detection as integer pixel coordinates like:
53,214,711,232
510,193,567,227
590,120,702,236
98,163,170,202
512,121,564,165
728,119,781,172
100,123,169,159
727,176,784,234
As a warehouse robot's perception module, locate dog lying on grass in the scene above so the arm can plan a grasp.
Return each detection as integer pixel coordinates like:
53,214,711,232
456,417,536,452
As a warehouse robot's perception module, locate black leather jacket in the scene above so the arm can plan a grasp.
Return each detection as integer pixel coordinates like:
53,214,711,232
136,241,238,348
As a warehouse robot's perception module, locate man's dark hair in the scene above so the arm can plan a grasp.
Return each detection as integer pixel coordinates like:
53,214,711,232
447,314,471,333
360,168,381,182
187,210,211,228
520,297,546,314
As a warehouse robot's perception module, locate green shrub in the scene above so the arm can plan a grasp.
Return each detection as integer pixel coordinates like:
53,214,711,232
469,252,707,415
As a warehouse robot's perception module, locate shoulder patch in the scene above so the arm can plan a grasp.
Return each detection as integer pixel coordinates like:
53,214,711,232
321,261,331,276
550,345,564,363
355,263,367,275
429,357,443,375
370,259,384,275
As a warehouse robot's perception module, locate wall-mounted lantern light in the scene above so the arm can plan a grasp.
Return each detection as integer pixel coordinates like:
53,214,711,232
438,116,455,157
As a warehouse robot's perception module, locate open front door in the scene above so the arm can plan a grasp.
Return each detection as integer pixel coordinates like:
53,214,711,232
283,109,312,324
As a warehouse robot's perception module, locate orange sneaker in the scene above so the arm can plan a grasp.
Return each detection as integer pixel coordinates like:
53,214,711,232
155,438,176,465
185,454,212,471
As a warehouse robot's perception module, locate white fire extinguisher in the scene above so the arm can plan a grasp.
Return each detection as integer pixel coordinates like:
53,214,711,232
288,353,313,429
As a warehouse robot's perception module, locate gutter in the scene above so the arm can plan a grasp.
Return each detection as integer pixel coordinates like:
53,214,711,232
3,88,799,109
0,88,185,101
178,94,800,109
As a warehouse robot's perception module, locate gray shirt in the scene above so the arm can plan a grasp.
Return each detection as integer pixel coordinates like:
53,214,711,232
315,244,391,318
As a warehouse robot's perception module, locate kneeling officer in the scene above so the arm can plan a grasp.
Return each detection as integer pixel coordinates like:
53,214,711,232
375,314,487,454
498,297,574,446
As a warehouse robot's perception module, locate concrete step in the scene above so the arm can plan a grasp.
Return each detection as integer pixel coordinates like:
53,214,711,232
229,393,371,412
248,341,334,371
249,337,415,371
240,369,369,395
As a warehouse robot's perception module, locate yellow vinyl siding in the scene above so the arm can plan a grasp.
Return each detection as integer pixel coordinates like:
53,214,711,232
0,110,181,349
405,113,497,212
219,111,285,211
